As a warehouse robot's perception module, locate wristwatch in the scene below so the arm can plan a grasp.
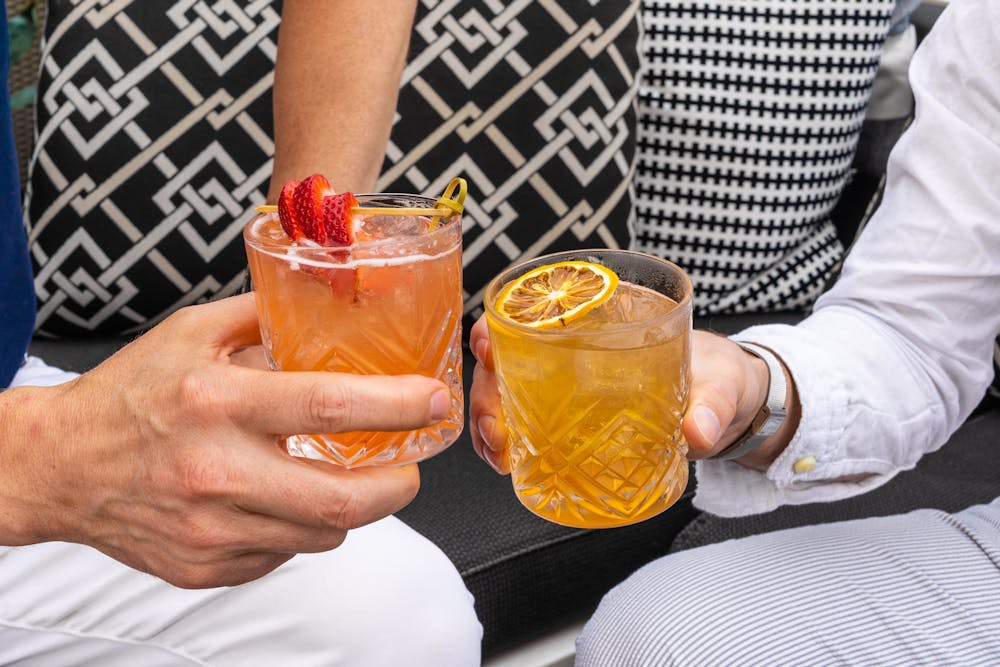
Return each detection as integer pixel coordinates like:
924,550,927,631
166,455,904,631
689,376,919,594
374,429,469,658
709,341,788,460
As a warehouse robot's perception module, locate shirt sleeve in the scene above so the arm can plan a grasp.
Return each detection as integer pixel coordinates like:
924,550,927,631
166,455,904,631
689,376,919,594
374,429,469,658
694,0,1000,518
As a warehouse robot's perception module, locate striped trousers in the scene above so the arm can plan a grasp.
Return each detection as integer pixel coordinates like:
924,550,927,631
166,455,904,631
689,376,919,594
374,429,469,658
576,498,1000,666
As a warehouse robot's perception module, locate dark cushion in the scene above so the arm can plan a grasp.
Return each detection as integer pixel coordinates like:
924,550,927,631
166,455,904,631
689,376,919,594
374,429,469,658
28,335,131,373
381,2,639,332
26,2,281,337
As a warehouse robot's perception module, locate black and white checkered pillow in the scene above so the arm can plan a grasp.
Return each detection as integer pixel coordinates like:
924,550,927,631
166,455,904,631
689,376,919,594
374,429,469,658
26,1,639,337
635,0,897,315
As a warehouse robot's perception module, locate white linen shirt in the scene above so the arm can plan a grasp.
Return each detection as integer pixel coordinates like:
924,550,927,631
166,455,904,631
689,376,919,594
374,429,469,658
694,0,1000,518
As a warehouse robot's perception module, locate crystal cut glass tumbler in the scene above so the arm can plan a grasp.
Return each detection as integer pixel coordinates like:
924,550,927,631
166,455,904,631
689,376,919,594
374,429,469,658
485,249,691,527
244,193,463,467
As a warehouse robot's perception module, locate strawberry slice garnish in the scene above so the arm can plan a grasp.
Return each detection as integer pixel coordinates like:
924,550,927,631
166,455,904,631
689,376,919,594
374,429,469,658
275,173,357,247
293,174,335,241
319,192,359,246
277,179,304,240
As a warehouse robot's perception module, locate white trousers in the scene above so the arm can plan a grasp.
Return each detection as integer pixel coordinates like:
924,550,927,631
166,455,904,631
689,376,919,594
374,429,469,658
1,358,482,667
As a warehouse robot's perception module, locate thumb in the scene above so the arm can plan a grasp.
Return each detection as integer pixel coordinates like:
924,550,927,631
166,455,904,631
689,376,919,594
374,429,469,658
682,331,758,459
683,385,738,459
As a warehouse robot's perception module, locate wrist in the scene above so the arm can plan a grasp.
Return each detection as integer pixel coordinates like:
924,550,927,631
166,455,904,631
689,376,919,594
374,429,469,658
709,342,797,470
742,351,770,427
0,383,91,547
736,346,800,471
0,386,58,545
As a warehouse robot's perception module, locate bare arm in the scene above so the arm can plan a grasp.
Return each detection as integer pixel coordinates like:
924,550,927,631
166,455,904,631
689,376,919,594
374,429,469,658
268,0,418,197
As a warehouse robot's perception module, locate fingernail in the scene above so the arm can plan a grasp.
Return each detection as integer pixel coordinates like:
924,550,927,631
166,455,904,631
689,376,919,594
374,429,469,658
473,338,488,366
483,446,504,474
478,415,497,449
430,390,451,420
693,404,721,444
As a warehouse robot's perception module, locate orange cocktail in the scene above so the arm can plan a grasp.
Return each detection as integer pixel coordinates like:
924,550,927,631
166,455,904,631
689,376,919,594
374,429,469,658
244,192,463,467
485,250,692,528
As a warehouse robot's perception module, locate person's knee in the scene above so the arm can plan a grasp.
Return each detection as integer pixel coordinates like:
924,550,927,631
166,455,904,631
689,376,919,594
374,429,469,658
389,570,482,667
375,546,482,667
575,557,700,666
576,582,667,665
206,519,481,666
284,521,482,666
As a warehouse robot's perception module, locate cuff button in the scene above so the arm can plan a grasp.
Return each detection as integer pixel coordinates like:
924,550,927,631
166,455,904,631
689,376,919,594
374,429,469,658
793,456,817,474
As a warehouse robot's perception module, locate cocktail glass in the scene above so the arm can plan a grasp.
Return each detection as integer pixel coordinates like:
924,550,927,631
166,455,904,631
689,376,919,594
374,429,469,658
485,249,692,528
243,193,464,467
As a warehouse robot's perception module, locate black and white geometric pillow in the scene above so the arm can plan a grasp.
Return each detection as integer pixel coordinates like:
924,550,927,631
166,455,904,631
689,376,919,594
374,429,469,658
380,1,639,327
27,1,281,337
26,0,639,337
635,0,897,315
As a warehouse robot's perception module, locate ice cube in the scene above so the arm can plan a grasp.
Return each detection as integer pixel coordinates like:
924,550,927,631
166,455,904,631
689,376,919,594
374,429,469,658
562,283,678,337
359,214,429,240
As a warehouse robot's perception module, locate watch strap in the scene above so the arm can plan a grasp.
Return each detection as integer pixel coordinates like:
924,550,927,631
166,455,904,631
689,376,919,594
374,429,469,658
710,341,788,461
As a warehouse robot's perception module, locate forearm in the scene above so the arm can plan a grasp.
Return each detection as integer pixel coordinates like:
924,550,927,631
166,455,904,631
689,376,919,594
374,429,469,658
695,308,958,517
268,0,418,198
695,1,1000,517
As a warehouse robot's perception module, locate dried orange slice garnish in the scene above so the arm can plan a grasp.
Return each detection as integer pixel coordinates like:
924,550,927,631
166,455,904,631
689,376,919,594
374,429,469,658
495,260,619,328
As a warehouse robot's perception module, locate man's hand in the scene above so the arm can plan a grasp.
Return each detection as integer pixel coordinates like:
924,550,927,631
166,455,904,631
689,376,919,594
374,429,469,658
468,315,797,474
0,294,450,589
